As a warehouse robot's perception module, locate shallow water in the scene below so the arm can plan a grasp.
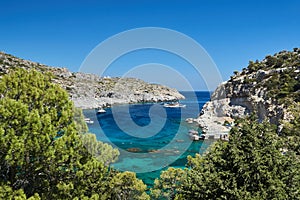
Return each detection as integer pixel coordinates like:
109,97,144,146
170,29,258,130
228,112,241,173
84,91,214,188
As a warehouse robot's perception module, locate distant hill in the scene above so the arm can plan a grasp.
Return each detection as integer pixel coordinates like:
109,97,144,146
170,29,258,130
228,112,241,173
0,52,184,109
195,48,300,133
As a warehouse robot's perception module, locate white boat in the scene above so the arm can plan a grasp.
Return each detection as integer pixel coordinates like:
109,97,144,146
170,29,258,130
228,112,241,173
189,133,205,141
97,108,106,114
163,102,186,108
84,118,94,124
188,129,205,141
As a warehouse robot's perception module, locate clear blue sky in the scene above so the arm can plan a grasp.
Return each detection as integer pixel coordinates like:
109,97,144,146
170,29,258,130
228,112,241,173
1,0,299,90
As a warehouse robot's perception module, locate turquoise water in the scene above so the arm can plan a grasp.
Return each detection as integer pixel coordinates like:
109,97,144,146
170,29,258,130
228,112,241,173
83,91,214,188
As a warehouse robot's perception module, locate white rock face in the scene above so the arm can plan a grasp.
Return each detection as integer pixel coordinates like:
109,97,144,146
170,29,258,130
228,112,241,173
195,84,243,134
194,48,300,134
196,78,284,134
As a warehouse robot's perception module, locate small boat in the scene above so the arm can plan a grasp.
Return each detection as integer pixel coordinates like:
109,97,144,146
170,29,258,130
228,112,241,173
97,108,106,114
188,129,205,141
84,118,94,124
190,134,205,141
163,102,186,108
190,134,199,141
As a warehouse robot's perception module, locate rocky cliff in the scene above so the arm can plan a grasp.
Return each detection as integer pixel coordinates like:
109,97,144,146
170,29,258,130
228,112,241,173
195,48,300,134
0,52,184,109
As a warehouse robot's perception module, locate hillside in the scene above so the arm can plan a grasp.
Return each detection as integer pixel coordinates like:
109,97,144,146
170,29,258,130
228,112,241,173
196,48,300,133
0,52,184,109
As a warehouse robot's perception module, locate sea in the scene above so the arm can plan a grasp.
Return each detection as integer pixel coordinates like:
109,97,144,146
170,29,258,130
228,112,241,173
83,91,214,188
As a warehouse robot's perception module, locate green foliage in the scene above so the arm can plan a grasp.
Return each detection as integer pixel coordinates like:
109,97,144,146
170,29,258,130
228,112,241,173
264,68,300,102
0,183,40,200
0,69,149,199
243,76,251,84
108,171,150,200
74,107,88,134
0,69,79,197
81,133,120,165
176,116,300,199
248,60,264,73
242,49,300,103
150,167,186,200
281,102,300,154
265,55,278,67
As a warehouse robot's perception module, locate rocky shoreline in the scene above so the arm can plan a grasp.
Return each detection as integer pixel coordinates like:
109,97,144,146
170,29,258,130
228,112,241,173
0,52,185,109
192,85,238,134
191,48,300,134
67,76,185,109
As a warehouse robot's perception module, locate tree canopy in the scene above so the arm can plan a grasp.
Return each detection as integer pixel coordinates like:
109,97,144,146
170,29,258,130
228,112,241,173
151,115,300,199
150,167,185,200
0,69,148,199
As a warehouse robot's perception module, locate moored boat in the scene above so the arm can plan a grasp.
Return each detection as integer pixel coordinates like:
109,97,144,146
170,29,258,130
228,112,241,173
163,102,186,108
188,129,205,141
84,118,94,124
97,108,106,114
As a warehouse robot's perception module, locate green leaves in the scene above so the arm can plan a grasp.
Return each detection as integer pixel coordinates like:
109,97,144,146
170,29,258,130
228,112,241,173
109,171,149,200
150,167,186,200
281,102,300,154
0,183,41,200
81,133,120,165
164,116,300,199
0,69,149,199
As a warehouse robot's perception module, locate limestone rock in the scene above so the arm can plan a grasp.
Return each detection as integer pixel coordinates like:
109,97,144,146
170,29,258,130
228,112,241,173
195,48,300,134
0,52,185,109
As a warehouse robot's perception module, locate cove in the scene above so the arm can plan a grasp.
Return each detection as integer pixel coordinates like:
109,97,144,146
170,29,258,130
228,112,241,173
83,91,214,188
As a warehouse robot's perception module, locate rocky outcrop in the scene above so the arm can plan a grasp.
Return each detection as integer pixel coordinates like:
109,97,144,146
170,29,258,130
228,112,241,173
195,86,241,134
63,76,184,109
195,48,300,134
0,52,184,109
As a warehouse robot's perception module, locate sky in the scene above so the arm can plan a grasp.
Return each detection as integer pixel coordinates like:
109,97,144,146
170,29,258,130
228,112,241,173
0,0,299,90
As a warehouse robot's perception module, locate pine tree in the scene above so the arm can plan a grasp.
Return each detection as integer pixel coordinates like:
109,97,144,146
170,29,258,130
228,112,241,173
0,69,149,199
176,116,300,199
150,167,186,200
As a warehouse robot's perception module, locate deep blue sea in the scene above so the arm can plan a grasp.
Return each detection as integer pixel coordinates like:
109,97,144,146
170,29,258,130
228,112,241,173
83,91,214,188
